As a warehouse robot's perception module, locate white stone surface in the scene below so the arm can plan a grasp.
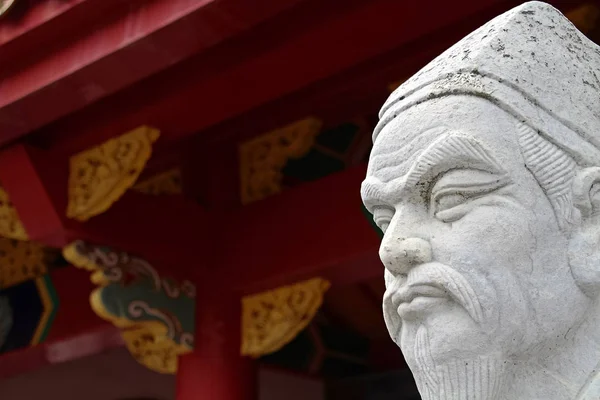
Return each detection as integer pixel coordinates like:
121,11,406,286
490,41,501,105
361,2,600,399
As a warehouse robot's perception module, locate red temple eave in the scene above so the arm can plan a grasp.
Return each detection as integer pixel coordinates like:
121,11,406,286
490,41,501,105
29,0,516,155
0,0,307,146
0,0,92,46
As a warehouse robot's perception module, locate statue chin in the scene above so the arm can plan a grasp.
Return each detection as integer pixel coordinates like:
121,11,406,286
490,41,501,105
398,297,501,366
408,326,508,400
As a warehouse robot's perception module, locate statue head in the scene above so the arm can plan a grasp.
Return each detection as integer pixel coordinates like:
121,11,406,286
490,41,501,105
361,2,600,399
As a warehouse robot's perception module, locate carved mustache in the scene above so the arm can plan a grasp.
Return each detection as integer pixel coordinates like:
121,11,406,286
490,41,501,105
385,262,484,324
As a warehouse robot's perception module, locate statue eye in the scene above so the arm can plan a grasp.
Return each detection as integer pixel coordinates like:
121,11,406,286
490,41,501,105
430,170,510,222
435,192,468,212
431,190,480,222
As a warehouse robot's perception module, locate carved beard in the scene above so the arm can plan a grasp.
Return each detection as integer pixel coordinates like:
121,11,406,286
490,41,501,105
409,325,508,400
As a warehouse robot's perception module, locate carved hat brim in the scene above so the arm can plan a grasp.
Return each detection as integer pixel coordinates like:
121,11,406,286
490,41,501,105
375,1,600,167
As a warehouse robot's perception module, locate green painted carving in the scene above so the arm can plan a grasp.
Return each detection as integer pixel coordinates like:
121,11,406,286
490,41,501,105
63,241,195,374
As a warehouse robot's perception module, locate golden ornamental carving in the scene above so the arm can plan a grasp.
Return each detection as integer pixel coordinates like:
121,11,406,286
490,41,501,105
239,117,323,204
0,238,48,289
0,186,28,240
120,322,191,374
133,168,182,195
241,277,330,358
67,126,160,221
63,241,195,374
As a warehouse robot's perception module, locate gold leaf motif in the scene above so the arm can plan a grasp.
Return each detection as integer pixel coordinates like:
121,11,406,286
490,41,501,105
133,168,182,195
239,118,323,204
241,277,330,358
0,187,28,240
0,239,47,289
67,126,160,221
122,323,191,375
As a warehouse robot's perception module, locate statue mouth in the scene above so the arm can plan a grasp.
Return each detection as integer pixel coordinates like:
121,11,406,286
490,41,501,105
384,262,484,324
392,284,448,320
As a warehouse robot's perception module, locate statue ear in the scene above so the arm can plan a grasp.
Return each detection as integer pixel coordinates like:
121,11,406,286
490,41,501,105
569,167,600,298
573,167,600,221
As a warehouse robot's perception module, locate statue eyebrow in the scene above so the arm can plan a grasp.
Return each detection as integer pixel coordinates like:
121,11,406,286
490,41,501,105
361,134,507,211
405,134,507,187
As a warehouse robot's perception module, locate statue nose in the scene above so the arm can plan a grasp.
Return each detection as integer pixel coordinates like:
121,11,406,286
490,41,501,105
379,237,433,276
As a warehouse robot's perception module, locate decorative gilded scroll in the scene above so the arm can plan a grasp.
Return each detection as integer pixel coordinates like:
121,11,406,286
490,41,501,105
0,238,47,289
239,118,323,204
63,241,195,374
0,186,28,241
241,277,330,358
133,168,182,195
67,126,160,221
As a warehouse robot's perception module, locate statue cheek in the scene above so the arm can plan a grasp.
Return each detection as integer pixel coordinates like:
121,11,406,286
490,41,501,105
431,211,527,271
569,230,600,298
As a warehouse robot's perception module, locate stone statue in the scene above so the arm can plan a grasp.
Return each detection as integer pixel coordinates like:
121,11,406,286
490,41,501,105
360,2,600,399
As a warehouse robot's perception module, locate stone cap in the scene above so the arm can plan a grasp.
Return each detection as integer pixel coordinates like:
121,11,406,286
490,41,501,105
376,1,600,166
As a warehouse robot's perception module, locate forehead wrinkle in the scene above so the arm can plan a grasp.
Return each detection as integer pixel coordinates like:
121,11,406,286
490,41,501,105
368,125,450,181
369,151,420,182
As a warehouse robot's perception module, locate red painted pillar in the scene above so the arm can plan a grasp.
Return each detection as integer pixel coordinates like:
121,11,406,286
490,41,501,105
176,290,257,400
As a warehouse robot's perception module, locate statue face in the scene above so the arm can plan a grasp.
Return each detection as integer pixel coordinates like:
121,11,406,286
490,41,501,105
362,96,591,367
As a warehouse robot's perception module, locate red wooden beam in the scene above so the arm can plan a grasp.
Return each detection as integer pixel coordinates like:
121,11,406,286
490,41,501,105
0,0,307,145
220,165,381,294
45,267,108,342
33,0,521,155
0,0,106,47
0,144,64,243
0,0,136,69
178,290,257,400
75,191,217,280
